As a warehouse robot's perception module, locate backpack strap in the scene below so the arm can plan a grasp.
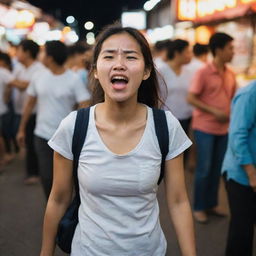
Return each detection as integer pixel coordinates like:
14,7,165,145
152,108,169,185
72,107,90,203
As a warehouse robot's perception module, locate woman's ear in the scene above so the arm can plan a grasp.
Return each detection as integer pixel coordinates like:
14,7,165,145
143,68,151,80
94,70,98,79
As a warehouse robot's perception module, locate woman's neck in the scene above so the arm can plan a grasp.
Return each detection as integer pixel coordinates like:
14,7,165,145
96,99,145,125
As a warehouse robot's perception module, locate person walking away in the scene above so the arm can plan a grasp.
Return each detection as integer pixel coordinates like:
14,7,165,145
40,25,196,256
222,81,256,256
7,40,46,184
187,32,237,223
17,40,90,199
0,53,14,170
156,39,193,167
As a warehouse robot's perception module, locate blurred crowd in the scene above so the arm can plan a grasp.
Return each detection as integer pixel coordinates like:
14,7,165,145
0,30,255,255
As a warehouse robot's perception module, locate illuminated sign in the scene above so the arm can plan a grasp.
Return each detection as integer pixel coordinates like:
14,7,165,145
178,0,197,20
178,0,256,20
197,0,236,18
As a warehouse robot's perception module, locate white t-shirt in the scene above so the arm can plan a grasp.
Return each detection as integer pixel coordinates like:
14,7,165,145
0,67,13,115
27,69,90,140
157,63,194,120
48,105,192,256
13,61,46,114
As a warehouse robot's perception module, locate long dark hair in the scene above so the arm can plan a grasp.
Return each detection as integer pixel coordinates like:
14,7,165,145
89,23,164,108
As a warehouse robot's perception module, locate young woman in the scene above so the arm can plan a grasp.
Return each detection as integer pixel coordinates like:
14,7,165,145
40,24,196,256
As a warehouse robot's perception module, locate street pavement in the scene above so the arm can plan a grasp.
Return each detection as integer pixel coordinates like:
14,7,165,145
0,152,255,256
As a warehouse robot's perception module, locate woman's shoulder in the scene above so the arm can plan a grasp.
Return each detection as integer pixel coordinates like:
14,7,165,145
147,107,180,129
58,111,78,131
163,110,180,129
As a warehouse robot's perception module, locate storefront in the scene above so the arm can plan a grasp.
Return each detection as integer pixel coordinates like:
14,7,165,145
175,0,256,83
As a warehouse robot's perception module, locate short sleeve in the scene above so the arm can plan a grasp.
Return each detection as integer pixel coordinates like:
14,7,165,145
48,111,77,160
27,80,37,97
189,68,204,95
73,76,91,103
165,111,192,161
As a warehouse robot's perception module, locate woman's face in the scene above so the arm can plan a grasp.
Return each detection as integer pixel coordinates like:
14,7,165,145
94,32,150,103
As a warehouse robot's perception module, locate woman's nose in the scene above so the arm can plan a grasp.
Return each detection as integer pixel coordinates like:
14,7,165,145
113,56,126,70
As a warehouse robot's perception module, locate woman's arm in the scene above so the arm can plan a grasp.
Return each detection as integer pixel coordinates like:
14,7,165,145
164,154,196,256
40,152,73,256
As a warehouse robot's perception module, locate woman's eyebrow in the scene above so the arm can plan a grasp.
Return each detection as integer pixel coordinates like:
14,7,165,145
101,49,139,55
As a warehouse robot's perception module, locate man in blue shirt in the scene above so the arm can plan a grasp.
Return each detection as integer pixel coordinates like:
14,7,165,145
222,81,256,256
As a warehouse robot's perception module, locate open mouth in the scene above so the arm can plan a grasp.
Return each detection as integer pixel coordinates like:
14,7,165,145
111,75,129,90
111,76,129,84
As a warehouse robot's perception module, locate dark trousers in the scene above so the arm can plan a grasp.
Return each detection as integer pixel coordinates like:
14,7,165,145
193,130,228,210
13,114,39,176
25,115,39,177
34,135,53,199
225,179,256,256
179,118,191,166
1,104,19,153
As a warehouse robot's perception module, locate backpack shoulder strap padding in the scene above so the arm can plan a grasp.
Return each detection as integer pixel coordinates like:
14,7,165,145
152,108,169,185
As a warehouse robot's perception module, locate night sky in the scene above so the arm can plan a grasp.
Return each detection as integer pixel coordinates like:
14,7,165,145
28,0,146,38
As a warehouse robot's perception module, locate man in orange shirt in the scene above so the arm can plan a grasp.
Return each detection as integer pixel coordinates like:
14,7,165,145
187,32,236,223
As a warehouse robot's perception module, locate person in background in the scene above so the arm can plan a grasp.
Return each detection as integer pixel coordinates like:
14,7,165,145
17,40,91,199
40,25,196,256
186,43,209,74
222,81,256,256
66,42,91,84
183,43,210,171
7,39,46,185
187,32,237,223
66,42,92,101
156,39,193,167
0,52,14,170
152,39,172,66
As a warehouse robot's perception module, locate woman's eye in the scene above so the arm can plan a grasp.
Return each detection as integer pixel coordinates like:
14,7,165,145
127,56,137,60
104,56,113,59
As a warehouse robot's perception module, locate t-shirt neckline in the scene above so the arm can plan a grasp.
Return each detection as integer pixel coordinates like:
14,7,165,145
91,104,150,158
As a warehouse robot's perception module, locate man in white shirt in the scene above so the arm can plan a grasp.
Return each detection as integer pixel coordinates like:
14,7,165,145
0,52,14,169
17,40,91,198
8,40,45,184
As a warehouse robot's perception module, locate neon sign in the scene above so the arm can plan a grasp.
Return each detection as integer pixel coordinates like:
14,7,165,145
197,0,236,17
178,0,256,20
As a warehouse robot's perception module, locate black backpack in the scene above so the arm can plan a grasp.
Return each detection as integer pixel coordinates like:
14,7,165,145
56,106,169,253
